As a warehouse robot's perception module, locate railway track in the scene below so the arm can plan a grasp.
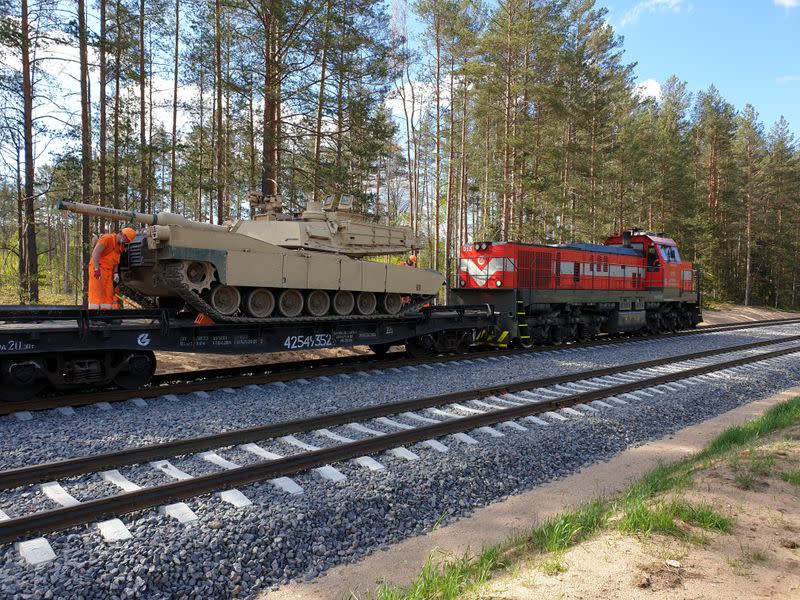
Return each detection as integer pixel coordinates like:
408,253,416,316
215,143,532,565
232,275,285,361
4,317,800,417
2,334,799,551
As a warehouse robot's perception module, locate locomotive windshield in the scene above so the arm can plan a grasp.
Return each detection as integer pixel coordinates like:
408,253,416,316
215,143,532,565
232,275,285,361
658,244,681,263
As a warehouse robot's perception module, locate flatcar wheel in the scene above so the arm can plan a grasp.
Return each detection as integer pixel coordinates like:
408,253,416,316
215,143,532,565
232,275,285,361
277,289,304,317
332,291,355,316
306,290,331,317
113,351,156,389
369,343,392,355
355,292,377,315
381,293,403,315
206,284,241,316
245,288,275,318
406,335,434,358
1,359,45,402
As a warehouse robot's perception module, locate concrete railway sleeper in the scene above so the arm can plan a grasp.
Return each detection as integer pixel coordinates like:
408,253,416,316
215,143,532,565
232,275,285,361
1,338,799,552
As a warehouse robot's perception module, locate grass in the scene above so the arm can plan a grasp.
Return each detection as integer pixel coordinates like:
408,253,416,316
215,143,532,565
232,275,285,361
0,285,78,306
780,470,800,486
729,449,777,489
371,396,800,600
619,498,731,539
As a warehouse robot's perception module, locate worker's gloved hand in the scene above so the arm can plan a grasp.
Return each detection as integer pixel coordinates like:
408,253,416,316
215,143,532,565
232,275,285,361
113,273,120,284
93,267,102,279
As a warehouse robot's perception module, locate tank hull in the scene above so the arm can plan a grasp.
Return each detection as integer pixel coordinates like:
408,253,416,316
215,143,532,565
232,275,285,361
123,227,444,298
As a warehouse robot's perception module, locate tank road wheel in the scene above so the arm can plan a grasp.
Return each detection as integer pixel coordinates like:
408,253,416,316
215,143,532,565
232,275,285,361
277,289,304,317
381,293,403,315
207,284,241,316
332,290,355,316
245,288,275,318
306,290,331,317
355,292,377,316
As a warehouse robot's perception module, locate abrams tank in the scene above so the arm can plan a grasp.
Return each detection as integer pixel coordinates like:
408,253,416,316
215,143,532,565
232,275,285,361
57,196,444,322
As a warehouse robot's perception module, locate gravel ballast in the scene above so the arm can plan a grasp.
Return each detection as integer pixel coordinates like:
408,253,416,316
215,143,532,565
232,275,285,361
0,324,798,599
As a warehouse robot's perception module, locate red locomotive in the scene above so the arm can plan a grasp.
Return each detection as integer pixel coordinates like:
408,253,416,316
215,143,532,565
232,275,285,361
452,231,700,347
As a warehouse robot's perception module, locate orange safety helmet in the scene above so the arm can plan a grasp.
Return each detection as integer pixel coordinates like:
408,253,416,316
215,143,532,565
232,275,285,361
121,227,137,243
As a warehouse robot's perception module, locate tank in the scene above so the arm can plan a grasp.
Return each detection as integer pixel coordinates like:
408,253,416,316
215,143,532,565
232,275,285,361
57,196,444,321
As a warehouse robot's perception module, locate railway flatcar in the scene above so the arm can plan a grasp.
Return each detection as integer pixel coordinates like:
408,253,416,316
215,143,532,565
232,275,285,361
451,231,700,347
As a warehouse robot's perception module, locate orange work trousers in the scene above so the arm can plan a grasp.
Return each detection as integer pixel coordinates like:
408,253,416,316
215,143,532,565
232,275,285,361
88,265,115,309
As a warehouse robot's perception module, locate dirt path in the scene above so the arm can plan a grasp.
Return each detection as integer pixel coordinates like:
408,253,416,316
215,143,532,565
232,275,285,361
474,422,800,599
266,386,800,599
699,304,797,326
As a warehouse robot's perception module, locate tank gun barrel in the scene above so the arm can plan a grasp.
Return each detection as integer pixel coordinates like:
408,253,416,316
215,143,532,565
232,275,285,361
56,200,229,232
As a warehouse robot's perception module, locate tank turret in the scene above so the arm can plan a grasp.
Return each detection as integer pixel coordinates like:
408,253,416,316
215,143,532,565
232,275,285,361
243,193,419,257
58,197,444,322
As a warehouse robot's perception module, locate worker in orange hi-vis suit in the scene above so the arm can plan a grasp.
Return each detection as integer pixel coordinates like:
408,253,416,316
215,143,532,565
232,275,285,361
88,227,137,309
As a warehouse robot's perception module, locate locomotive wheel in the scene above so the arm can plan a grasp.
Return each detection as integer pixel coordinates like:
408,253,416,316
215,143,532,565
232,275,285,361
207,284,241,316
245,288,275,318
306,290,331,317
277,289,304,317
113,351,156,389
381,293,403,315
517,334,534,349
332,290,355,316
355,292,377,315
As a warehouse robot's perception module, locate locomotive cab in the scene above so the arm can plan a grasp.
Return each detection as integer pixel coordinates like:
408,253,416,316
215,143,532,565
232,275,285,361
603,233,691,294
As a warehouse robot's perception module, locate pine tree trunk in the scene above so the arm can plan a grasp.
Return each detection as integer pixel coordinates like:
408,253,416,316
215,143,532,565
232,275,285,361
79,0,93,303
170,0,180,212
501,8,512,240
261,14,276,197
139,0,147,212
215,0,224,224
444,60,455,298
313,0,332,203
433,18,441,271
744,137,753,306
99,0,107,210
113,0,121,210
21,0,38,301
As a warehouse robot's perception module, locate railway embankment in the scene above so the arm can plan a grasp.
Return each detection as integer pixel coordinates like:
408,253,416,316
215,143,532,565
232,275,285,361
286,388,800,600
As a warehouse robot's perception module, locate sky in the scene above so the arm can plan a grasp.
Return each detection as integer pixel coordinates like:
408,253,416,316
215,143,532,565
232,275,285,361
604,0,800,136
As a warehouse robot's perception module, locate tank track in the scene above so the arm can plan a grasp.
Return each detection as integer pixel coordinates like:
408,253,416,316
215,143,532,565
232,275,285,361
163,262,430,325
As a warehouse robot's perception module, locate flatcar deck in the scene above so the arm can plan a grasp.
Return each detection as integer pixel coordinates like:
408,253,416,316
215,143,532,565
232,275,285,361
0,304,495,356
0,305,496,401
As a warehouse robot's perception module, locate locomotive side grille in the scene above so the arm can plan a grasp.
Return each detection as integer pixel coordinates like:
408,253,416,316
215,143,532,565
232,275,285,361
535,252,552,288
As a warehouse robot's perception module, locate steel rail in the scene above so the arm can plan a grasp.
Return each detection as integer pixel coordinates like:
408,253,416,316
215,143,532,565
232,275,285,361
6,317,800,416
1,343,799,545
2,334,798,492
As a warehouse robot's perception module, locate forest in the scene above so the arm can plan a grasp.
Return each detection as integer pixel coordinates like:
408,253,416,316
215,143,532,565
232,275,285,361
1,0,799,308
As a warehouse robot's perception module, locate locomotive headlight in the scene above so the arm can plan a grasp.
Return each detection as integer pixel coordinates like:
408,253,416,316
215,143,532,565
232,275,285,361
495,280,502,287
459,279,466,287
480,243,488,250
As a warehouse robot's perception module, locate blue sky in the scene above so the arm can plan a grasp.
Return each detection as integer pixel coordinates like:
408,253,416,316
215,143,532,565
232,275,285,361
604,0,800,136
